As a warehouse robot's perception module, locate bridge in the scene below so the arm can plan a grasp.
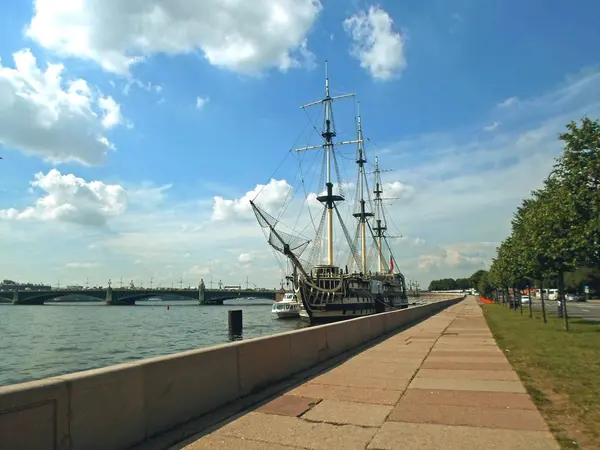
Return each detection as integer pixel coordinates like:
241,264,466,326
1,281,282,306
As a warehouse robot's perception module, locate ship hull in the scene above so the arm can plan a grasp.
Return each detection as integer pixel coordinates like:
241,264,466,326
297,268,408,324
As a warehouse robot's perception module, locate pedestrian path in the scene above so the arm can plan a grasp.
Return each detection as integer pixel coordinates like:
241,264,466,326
180,297,558,450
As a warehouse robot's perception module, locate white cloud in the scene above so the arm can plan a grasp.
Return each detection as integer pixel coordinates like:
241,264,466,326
98,96,122,129
3,61,600,291
186,266,211,278
26,0,322,75
483,121,499,132
383,181,414,200
122,79,162,96
238,253,253,263
212,178,292,221
65,262,99,269
0,49,122,165
417,242,496,272
378,71,600,283
127,183,173,209
498,96,519,108
343,6,406,80
0,169,127,226
195,96,208,110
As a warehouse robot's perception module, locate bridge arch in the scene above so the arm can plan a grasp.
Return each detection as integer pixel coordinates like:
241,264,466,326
14,291,107,305
110,290,200,305
204,291,278,305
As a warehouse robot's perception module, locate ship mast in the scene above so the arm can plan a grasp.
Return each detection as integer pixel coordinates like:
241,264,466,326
295,61,359,267
373,156,387,273
352,102,373,274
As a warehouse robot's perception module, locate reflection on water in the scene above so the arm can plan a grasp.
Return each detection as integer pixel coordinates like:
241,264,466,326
0,298,308,386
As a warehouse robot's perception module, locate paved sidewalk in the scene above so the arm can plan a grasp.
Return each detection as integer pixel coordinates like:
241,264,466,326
181,297,558,450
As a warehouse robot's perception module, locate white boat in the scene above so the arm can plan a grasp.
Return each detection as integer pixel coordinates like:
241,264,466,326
271,292,301,319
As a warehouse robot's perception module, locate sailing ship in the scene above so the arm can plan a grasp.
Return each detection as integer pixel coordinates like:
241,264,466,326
250,62,408,324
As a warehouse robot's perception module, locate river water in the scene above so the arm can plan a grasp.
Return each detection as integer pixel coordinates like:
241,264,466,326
0,299,309,387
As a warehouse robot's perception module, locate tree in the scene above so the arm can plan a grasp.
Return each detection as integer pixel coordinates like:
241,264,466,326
489,253,511,306
455,277,472,290
469,270,487,291
482,117,600,331
556,117,600,269
565,267,600,293
427,278,459,291
476,270,494,299
511,197,548,321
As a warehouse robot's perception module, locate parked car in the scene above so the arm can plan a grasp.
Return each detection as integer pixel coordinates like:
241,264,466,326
520,295,530,304
566,293,586,302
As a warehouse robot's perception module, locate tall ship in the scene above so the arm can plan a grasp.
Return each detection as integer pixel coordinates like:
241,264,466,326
250,62,408,323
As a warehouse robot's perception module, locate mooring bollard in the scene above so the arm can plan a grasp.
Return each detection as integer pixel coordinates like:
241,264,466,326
228,309,243,340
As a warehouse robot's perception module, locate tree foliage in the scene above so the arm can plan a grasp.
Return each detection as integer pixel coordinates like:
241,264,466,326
428,271,488,292
483,117,600,330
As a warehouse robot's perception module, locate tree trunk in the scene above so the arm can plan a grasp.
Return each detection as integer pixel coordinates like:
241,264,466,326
528,279,533,318
540,279,547,324
516,284,523,315
559,269,569,331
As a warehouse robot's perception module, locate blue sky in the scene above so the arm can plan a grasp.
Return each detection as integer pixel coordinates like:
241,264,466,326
1,0,600,289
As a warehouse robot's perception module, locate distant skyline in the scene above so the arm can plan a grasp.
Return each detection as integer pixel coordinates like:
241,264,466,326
1,0,600,288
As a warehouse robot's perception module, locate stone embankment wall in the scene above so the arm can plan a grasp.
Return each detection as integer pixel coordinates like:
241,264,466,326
0,296,464,450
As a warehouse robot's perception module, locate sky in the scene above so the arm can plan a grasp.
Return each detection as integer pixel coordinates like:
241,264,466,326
1,0,600,290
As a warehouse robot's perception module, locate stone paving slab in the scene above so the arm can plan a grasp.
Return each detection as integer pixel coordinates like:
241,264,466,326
324,362,420,380
309,372,413,391
302,399,393,427
288,383,403,405
426,355,510,364
398,389,537,409
347,355,426,365
256,395,321,417
428,349,504,357
388,403,548,430
181,298,558,450
367,422,559,450
409,377,527,393
421,361,513,371
435,343,499,349
416,369,520,381
185,435,298,449
212,412,377,449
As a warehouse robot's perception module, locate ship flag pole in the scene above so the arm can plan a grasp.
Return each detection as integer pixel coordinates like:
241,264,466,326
371,156,402,274
373,156,386,273
295,60,360,267
352,102,374,274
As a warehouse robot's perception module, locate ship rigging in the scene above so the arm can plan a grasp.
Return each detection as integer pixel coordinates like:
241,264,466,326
250,61,408,323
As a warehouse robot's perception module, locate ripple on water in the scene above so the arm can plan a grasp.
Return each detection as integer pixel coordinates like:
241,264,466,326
0,302,308,386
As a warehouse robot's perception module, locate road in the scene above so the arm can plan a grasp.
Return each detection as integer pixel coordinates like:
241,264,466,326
528,299,600,322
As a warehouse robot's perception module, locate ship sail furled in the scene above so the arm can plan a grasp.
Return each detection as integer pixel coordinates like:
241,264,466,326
250,61,408,323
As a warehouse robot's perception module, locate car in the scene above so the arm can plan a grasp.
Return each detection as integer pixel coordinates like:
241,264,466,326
520,295,530,304
566,293,586,302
